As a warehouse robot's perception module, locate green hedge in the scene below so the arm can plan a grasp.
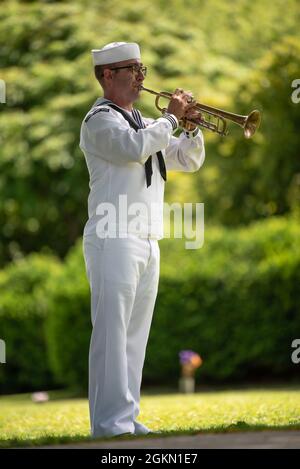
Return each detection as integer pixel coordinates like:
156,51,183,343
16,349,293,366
0,254,62,393
1,217,298,393
45,242,90,390
44,216,300,390
145,253,300,383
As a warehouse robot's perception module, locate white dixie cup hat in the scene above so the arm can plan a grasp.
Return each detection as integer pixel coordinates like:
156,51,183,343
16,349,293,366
91,42,141,66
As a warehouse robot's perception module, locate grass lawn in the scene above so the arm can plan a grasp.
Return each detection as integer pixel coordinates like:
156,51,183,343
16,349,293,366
0,385,300,447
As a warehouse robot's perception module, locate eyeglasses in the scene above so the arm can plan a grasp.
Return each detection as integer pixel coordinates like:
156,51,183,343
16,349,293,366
109,63,147,76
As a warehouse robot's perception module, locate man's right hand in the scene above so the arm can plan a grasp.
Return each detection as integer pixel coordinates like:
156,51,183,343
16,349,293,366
167,88,196,121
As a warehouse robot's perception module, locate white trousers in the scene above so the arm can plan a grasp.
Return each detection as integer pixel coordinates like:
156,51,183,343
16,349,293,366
83,234,160,437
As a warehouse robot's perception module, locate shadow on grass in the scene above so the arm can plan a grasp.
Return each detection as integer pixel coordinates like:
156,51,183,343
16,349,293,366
2,422,300,448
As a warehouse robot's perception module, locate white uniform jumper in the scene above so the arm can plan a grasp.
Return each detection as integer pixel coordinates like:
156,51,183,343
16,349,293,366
80,97,205,437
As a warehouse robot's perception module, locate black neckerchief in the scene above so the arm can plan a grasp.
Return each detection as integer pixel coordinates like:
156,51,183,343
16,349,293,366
101,100,167,187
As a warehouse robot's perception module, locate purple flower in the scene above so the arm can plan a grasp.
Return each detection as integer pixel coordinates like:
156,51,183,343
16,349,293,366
179,350,198,365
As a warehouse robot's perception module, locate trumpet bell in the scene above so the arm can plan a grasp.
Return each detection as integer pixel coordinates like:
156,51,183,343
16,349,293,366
244,110,261,139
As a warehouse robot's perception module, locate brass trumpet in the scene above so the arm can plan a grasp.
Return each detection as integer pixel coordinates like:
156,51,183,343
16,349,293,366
141,86,261,138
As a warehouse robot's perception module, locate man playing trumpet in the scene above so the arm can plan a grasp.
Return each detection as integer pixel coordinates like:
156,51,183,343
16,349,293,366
80,41,205,438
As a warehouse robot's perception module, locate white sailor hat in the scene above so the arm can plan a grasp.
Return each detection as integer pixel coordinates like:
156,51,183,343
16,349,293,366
92,42,141,66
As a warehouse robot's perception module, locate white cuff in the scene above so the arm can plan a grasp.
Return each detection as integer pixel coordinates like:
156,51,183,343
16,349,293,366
183,127,200,139
161,113,178,131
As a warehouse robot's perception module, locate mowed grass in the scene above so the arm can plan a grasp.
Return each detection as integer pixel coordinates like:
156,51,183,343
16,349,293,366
0,386,300,447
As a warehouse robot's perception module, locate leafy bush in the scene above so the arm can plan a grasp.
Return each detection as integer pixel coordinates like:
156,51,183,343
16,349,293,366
203,36,300,226
45,239,91,390
4,217,297,392
45,216,300,390
0,0,299,265
0,254,62,393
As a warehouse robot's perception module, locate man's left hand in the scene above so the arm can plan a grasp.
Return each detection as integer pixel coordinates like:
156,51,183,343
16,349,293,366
182,107,202,131
180,91,202,131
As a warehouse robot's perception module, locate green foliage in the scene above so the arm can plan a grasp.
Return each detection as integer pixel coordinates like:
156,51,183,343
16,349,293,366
0,253,62,393
45,239,91,389
0,0,299,264
1,216,298,393
0,0,299,392
200,36,300,225
44,217,300,390
0,1,93,265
